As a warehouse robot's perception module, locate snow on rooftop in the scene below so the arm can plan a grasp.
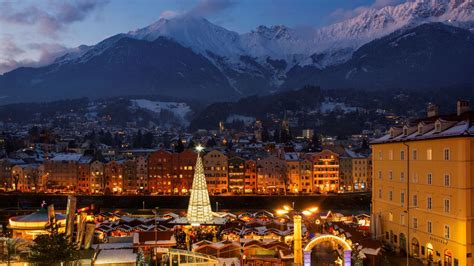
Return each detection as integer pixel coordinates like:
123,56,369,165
94,249,136,264
50,153,82,161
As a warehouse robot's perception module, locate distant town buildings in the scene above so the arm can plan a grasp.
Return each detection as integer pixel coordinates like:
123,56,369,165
0,145,370,195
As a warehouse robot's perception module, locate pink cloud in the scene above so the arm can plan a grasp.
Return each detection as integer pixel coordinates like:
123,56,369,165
0,0,109,37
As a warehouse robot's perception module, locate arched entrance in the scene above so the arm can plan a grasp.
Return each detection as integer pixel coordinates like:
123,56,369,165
304,234,352,266
399,233,406,253
426,243,434,261
444,249,453,266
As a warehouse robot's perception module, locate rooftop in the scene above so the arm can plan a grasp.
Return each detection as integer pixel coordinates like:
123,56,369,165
372,111,474,144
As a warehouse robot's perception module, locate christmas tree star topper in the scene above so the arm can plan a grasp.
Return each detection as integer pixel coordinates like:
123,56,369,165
195,144,205,153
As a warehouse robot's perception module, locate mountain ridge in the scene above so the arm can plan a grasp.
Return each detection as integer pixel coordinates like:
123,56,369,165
1,0,474,103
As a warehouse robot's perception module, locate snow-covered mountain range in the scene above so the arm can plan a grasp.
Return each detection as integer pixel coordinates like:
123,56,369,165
70,0,474,66
1,0,474,103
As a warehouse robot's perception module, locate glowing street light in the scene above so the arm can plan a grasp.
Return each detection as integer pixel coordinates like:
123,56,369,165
275,204,319,266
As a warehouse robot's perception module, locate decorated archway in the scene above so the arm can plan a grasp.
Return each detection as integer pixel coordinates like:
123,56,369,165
303,234,352,266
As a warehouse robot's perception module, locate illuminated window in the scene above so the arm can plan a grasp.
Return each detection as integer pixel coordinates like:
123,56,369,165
389,150,393,160
427,149,432,160
389,212,393,221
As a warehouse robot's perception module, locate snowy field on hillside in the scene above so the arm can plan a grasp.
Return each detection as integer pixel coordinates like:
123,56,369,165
320,98,359,114
131,99,191,125
226,114,256,125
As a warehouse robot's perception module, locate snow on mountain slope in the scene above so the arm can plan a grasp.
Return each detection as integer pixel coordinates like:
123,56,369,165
131,99,191,126
128,16,244,58
22,0,474,90
57,0,474,69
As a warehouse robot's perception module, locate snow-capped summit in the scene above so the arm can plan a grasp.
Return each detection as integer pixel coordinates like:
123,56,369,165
128,15,243,58
313,0,474,49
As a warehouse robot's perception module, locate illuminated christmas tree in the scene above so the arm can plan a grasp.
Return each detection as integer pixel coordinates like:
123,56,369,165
186,145,213,225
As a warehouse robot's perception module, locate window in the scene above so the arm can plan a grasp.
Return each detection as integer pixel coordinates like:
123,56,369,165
400,172,405,182
400,214,405,225
378,151,382,160
413,217,418,229
378,171,382,179
378,188,382,199
444,148,450,160
413,194,418,207
427,196,432,210
427,173,433,185
413,173,419,183
412,149,418,160
389,150,393,160
427,220,432,234
389,190,393,201
401,192,405,206
400,150,405,160
444,199,450,213
389,212,393,221
444,174,451,187
389,171,393,180
444,225,450,239
427,149,432,160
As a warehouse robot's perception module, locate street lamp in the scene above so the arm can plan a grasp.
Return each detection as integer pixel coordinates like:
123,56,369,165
152,207,159,266
275,204,319,266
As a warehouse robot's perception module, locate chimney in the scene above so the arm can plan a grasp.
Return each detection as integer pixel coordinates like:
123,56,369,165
427,103,439,118
457,100,470,116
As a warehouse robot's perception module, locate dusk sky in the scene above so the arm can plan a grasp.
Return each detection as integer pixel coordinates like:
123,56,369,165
0,0,404,74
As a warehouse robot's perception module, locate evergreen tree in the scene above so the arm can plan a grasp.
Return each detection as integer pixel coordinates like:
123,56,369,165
133,130,143,148
273,129,281,143
206,137,217,147
114,133,122,148
175,138,185,153
28,126,40,142
28,233,78,264
187,139,195,149
280,129,292,143
142,132,154,148
226,139,233,150
261,127,270,142
311,133,322,151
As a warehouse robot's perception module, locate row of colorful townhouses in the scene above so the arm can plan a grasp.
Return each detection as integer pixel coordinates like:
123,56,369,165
0,148,371,195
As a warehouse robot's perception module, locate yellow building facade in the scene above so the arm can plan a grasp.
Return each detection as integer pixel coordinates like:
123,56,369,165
372,105,474,266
